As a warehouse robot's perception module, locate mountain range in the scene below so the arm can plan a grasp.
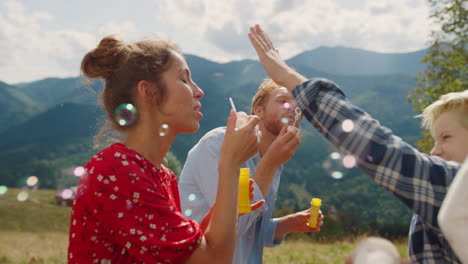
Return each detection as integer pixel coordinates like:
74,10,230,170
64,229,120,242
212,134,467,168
0,46,428,227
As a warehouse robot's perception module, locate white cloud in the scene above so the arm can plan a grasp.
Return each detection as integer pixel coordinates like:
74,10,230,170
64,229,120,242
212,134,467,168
0,0,96,83
151,0,430,62
0,0,432,84
97,21,138,40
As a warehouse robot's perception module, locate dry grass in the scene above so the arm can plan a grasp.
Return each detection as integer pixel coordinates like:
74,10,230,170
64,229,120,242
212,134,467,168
0,189,409,263
264,238,408,264
0,188,70,263
0,233,408,264
0,231,68,264
0,188,70,233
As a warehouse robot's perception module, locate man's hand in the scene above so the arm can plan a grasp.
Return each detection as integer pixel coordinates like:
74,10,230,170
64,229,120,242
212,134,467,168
248,24,307,90
274,209,324,240
263,125,301,167
289,209,324,233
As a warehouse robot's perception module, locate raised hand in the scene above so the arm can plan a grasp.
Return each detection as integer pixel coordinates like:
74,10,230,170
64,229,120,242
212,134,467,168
248,24,307,91
220,110,260,169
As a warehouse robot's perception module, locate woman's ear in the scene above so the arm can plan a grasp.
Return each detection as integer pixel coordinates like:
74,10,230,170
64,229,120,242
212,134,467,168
137,80,157,103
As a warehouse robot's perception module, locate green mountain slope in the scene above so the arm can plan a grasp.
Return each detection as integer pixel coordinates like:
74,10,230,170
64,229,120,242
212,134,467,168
0,81,44,133
0,47,427,227
288,46,426,77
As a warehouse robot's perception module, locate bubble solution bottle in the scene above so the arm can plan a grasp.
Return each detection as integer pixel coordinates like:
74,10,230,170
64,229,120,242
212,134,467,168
307,198,322,228
238,168,251,214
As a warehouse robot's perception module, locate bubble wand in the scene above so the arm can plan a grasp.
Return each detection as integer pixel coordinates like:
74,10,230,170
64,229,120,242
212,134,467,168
229,97,237,112
293,107,301,127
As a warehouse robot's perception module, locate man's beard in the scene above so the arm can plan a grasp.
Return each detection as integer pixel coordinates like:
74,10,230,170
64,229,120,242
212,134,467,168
262,117,283,136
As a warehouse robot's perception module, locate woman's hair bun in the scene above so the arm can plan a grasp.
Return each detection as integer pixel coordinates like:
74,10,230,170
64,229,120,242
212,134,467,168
81,35,127,79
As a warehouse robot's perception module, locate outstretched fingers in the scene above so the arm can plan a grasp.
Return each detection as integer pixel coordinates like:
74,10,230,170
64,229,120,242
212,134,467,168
249,25,275,56
255,24,275,51
248,30,265,57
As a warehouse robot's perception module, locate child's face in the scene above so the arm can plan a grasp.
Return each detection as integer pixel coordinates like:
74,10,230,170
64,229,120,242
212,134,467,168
431,107,468,163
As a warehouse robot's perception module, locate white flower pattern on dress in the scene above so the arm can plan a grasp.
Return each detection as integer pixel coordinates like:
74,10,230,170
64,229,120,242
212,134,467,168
68,143,201,264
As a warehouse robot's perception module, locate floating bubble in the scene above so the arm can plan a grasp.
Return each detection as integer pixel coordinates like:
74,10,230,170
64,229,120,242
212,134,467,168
17,191,29,202
74,166,85,177
280,117,289,125
331,171,344,179
0,185,7,195
159,124,169,137
115,103,137,126
342,119,354,132
330,152,341,160
188,193,197,201
184,209,192,217
26,176,38,187
322,152,351,180
343,155,357,168
61,189,74,200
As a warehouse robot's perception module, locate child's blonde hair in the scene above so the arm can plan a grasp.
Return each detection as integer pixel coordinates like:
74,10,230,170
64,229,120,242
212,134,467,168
418,90,468,135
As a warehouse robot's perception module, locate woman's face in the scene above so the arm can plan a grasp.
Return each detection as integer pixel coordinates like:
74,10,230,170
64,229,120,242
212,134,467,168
157,51,204,135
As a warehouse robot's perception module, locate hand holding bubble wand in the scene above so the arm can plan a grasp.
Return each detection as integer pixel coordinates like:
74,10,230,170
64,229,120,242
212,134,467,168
229,97,249,129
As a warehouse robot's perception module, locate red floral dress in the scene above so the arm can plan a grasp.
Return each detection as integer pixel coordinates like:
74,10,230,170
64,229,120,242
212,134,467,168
68,143,202,264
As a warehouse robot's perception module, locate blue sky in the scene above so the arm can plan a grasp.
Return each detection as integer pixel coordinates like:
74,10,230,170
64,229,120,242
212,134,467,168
0,0,433,83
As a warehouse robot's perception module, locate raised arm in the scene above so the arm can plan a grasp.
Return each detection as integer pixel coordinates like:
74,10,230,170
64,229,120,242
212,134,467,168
248,24,461,229
248,24,307,91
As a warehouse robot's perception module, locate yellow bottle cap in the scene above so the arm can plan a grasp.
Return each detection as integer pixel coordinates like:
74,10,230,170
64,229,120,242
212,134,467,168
311,198,321,207
240,168,250,177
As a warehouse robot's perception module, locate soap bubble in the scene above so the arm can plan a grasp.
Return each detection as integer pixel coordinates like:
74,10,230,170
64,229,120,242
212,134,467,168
26,176,39,187
322,152,352,180
342,119,354,133
343,155,357,168
188,193,197,201
330,152,340,160
331,171,344,179
17,191,29,202
0,185,7,196
115,103,137,126
159,124,169,136
73,166,85,177
61,189,74,200
184,209,193,217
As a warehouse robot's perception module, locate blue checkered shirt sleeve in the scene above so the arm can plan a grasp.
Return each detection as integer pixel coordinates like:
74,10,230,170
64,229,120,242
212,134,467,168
292,79,461,263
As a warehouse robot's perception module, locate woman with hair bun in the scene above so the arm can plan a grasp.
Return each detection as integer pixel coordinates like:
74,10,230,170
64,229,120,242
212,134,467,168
68,35,260,264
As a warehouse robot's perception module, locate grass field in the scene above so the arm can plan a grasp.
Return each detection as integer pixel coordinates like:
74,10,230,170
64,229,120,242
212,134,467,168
0,188,408,263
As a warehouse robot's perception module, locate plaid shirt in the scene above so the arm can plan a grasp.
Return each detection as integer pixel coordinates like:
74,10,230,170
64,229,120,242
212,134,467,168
292,79,461,264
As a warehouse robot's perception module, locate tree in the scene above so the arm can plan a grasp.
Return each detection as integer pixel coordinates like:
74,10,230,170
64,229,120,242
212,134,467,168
408,0,467,152
164,151,182,178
